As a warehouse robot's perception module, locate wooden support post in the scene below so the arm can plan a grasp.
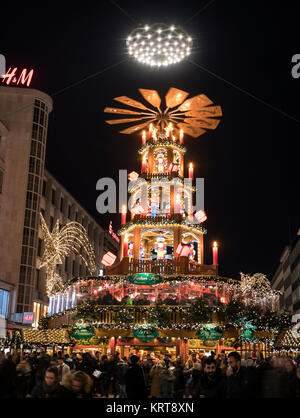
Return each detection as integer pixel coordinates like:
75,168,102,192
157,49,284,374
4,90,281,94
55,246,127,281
180,339,188,364
170,184,175,215
133,227,140,260
148,148,154,173
200,233,204,264
110,337,116,356
176,338,181,358
179,256,189,274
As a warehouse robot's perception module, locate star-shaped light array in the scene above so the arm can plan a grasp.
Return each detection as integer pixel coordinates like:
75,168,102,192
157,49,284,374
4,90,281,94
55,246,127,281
104,87,222,138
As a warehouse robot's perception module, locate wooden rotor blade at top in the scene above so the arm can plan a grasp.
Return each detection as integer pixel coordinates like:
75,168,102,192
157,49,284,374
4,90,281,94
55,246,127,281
139,89,161,109
183,118,221,130
165,88,189,108
114,96,152,111
185,105,223,118
177,122,206,138
119,122,150,134
104,107,143,115
178,94,213,111
105,118,144,125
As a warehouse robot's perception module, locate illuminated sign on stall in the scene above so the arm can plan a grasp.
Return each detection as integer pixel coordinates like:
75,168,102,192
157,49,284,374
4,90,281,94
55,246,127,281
1,67,34,87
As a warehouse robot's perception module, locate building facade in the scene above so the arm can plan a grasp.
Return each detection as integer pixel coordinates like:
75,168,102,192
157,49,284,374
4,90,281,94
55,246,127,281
272,229,300,314
0,86,119,329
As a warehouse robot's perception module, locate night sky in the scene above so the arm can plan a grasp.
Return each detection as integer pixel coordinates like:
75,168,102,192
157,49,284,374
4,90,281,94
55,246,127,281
2,1,300,280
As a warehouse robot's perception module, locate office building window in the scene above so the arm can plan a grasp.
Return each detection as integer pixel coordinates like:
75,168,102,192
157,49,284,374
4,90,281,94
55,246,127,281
68,205,71,218
36,269,40,290
60,197,64,212
37,239,43,257
42,180,46,196
0,289,10,319
51,189,55,205
50,216,54,231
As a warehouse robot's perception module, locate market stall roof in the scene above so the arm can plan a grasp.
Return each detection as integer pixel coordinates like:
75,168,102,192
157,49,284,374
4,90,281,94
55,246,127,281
274,328,300,349
22,329,71,344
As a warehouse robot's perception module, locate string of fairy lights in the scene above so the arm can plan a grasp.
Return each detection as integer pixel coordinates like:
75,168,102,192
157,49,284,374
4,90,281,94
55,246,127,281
40,213,97,296
118,218,207,236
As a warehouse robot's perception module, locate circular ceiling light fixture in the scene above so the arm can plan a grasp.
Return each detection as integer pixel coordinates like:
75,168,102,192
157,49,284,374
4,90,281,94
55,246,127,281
127,23,193,67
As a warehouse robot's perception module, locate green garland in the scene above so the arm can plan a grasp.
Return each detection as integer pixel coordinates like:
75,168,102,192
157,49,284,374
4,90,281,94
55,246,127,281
118,218,207,236
45,298,292,337
62,274,239,292
138,140,187,155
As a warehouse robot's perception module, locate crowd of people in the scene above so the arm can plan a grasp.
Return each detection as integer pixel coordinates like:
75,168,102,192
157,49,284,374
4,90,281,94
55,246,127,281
0,349,300,399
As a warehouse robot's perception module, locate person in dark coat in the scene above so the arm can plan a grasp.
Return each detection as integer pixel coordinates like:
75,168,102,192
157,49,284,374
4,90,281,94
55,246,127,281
125,355,147,399
99,355,111,397
194,357,227,399
77,352,96,376
35,352,50,384
15,360,33,398
226,352,258,398
0,357,17,398
108,353,120,397
173,359,185,398
191,362,202,397
30,367,73,398
116,359,129,398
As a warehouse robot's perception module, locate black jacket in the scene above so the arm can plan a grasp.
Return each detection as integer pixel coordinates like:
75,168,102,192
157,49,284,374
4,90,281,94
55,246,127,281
30,381,74,398
194,372,227,399
226,366,258,398
125,364,147,399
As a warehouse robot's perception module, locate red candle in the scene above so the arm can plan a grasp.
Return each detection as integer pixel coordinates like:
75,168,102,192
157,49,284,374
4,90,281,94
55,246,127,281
180,129,184,144
188,163,194,179
213,241,218,265
141,156,147,173
121,205,127,224
149,123,153,138
142,130,146,145
123,234,128,257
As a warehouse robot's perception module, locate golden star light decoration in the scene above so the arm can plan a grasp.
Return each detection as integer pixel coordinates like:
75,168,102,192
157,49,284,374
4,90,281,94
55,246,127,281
104,87,222,138
40,213,97,296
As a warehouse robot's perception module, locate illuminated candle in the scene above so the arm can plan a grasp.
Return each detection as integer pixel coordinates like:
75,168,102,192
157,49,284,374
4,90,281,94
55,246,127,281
149,123,153,138
142,130,146,145
141,156,147,173
123,234,129,257
180,129,184,144
172,135,176,142
168,122,172,137
213,241,218,265
121,205,127,224
188,163,194,179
